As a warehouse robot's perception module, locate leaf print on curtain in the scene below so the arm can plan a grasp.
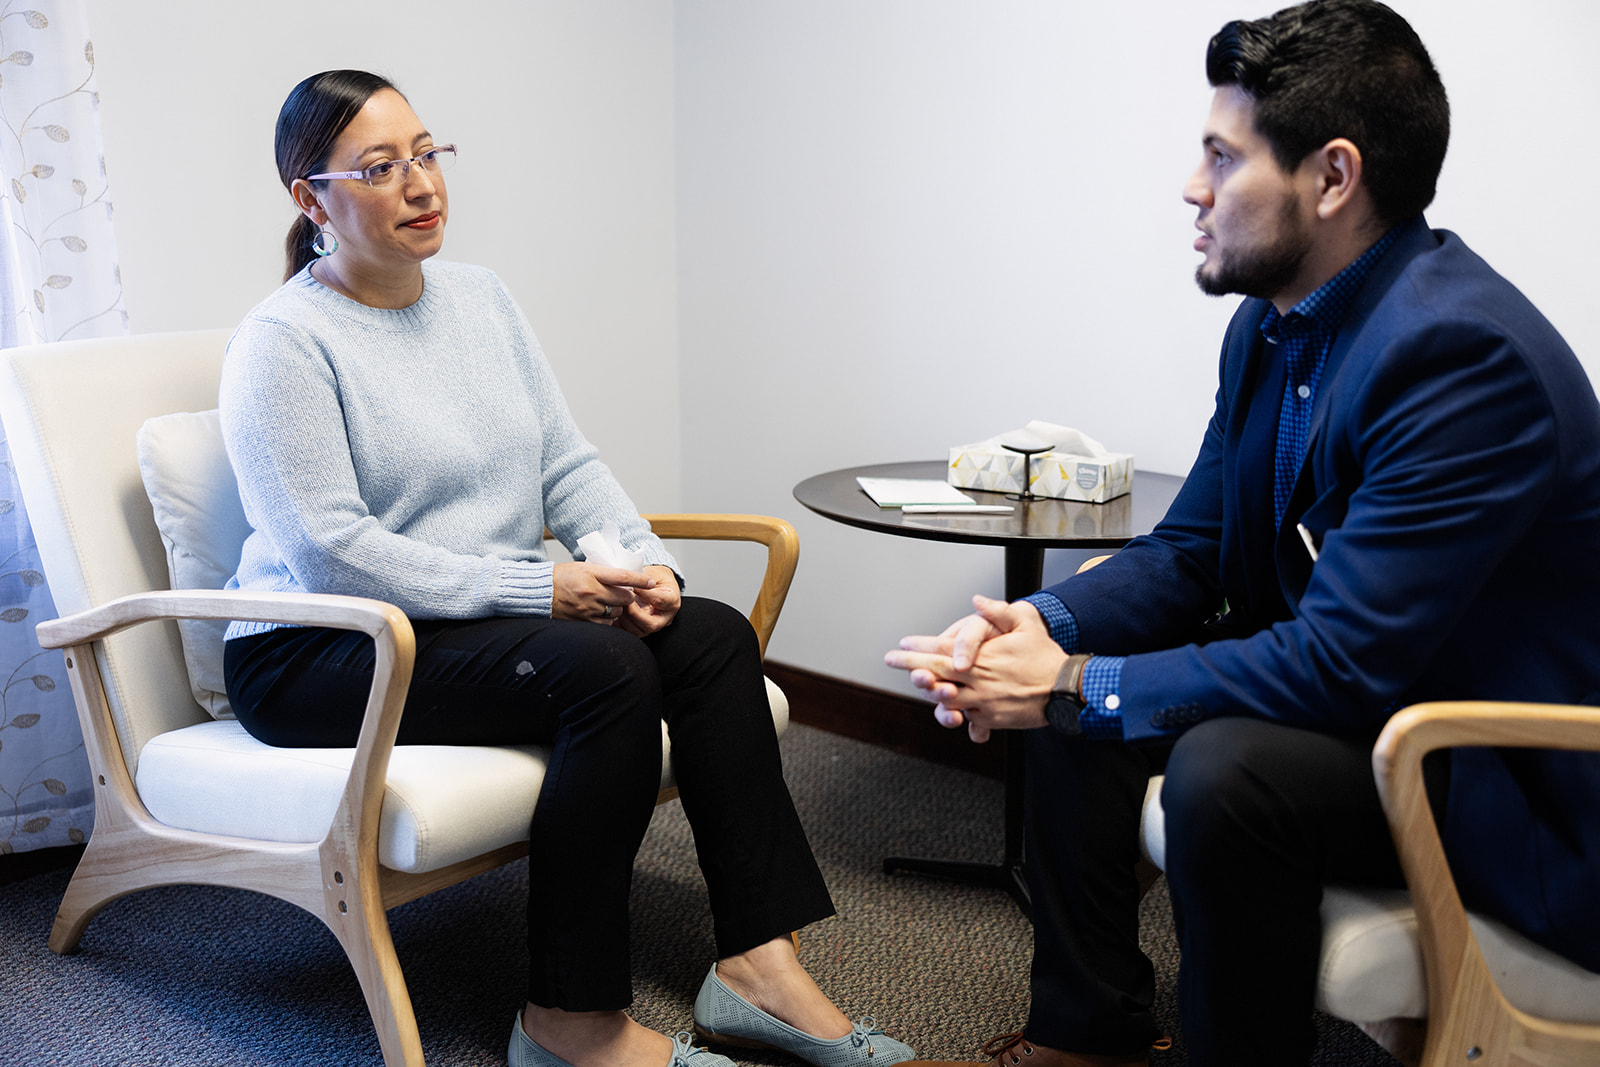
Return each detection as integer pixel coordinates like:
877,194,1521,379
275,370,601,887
0,1,127,855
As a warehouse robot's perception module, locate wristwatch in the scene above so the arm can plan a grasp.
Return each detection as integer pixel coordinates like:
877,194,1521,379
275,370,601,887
1045,653,1093,736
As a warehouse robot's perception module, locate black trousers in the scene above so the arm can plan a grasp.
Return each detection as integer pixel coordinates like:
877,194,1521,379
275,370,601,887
224,596,835,1011
1022,716,1426,1066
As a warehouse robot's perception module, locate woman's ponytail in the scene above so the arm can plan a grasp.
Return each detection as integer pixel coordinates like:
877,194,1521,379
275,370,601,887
284,214,321,282
274,70,399,281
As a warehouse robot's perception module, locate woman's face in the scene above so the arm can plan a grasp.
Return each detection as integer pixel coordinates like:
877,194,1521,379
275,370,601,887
295,88,448,285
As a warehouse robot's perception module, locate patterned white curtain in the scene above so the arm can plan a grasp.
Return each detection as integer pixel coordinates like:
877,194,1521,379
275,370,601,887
0,0,125,854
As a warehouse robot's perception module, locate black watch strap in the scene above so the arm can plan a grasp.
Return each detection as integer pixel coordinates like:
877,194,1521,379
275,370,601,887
1045,654,1092,735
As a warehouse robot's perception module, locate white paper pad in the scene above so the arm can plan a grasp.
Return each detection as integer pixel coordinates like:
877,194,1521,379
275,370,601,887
856,477,978,508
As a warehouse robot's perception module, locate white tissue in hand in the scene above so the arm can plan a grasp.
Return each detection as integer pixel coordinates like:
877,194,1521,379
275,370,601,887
576,521,644,571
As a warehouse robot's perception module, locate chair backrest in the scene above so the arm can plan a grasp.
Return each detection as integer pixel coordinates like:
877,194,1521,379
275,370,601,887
0,330,235,777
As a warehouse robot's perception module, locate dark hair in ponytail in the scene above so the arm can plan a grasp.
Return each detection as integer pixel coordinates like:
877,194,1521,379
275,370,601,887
276,70,400,281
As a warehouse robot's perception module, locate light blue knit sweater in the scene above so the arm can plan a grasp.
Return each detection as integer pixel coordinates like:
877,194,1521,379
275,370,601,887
221,260,677,640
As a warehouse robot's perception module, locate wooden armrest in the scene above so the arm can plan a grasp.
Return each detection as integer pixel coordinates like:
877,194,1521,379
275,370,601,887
1374,702,1600,1053
35,588,408,648
1377,701,1600,761
37,588,415,866
1375,702,1600,890
642,513,799,658
1375,701,1600,919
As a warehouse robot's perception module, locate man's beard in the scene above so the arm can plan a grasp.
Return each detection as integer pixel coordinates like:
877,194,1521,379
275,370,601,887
1194,196,1312,300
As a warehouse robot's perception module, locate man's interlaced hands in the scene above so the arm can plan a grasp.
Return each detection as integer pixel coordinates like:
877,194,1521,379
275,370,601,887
553,562,681,637
885,594,1068,742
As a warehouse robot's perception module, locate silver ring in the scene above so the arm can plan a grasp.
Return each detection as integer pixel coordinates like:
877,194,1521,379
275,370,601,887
602,604,612,618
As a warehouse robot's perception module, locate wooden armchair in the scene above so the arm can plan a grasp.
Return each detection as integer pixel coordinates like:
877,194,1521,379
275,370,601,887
1078,544,1600,1065
1365,702,1600,1066
1100,572,1600,1062
0,330,799,1067
1139,701,1600,1066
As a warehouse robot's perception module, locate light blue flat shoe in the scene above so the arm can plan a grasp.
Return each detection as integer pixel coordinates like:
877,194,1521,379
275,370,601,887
509,1012,736,1067
692,964,916,1066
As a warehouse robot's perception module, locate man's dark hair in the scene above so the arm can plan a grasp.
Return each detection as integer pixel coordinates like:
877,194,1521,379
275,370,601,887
1206,0,1449,228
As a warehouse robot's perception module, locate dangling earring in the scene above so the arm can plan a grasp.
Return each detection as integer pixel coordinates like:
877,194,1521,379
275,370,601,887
311,226,338,257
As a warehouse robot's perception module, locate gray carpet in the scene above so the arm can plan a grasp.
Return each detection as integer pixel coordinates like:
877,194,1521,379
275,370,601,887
0,724,1401,1066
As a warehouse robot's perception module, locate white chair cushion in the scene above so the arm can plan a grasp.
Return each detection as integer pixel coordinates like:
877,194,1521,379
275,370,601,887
1314,887,1428,1019
1315,886,1600,1024
139,719,547,873
135,409,253,719
1139,774,1600,1025
137,679,788,875
1137,776,1165,869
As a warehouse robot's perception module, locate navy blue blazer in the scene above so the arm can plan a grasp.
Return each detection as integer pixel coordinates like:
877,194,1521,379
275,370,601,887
1050,217,1600,970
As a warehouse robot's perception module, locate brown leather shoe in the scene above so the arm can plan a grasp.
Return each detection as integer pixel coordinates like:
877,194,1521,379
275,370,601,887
899,1031,1155,1066
984,1032,1152,1067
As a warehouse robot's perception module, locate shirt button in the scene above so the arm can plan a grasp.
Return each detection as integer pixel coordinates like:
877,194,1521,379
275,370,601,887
1105,693,1122,711
1297,384,1311,399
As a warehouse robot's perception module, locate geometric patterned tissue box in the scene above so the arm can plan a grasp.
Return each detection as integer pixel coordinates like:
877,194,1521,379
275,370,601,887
948,443,1134,503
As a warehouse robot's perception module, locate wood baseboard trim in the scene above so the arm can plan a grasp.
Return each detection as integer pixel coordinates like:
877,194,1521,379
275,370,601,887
765,660,1004,780
0,842,85,884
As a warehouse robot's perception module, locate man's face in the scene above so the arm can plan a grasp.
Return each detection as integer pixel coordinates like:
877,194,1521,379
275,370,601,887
1183,86,1316,305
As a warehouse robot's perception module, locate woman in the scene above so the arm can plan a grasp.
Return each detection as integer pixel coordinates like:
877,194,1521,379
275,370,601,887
220,70,915,1067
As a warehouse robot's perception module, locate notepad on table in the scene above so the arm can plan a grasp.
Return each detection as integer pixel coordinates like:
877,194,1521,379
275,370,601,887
856,477,986,508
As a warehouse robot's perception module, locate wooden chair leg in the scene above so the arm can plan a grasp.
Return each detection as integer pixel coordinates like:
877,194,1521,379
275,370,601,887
52,825,424,1066
46,824,197,954
323,871,426,1067
47,837,127,954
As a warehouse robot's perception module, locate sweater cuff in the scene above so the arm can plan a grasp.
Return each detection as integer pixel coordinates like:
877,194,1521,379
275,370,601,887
498,559,556,616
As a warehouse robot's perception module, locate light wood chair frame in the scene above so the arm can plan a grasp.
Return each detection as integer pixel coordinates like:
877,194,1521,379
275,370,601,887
1373,701,1600,1067
38,514,798,1067
1077,554,1600,1063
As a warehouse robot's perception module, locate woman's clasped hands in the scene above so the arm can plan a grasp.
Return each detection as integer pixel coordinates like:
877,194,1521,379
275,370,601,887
553,561,681,637
885,593,1068,743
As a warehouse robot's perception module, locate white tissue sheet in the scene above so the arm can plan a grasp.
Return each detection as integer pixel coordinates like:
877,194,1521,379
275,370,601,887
1018,420,1110,459
576,520,645,571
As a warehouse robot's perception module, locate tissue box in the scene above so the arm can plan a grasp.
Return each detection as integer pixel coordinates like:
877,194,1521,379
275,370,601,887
948,443,1134,503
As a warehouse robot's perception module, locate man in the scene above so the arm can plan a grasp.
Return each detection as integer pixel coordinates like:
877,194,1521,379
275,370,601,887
885,2,1600,1065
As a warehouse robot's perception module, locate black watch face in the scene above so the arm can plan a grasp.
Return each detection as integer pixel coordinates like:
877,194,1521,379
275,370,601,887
1046,692,1084,735
1049,689,1083,711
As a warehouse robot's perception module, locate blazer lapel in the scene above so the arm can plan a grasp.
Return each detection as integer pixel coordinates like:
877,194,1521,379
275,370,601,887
1222,306,1293,624
1276,217,1443,600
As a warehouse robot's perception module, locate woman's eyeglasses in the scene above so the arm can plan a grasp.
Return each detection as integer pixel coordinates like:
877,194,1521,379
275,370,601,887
306,145,457,188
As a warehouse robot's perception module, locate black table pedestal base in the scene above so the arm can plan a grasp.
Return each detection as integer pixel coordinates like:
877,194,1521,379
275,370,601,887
881,854,1031,917
883,726,1034,918
792,463,1183,926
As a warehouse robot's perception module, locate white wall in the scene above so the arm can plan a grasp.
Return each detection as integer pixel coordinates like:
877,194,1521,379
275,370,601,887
674,0,1600,700
87,0,682,511
87,3,1600,704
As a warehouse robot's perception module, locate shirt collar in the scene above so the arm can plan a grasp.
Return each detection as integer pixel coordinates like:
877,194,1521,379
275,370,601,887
1261,226,1400,343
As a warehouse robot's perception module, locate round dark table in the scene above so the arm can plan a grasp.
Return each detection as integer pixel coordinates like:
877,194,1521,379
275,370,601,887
793,460,1185,915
